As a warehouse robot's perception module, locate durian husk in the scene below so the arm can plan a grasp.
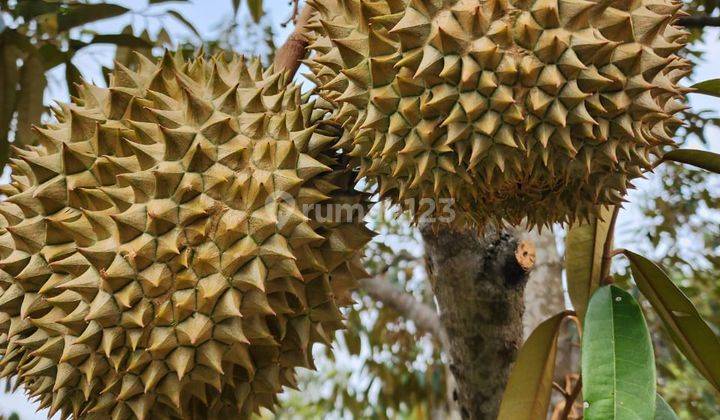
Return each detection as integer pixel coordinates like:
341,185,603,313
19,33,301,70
0,51,374,419
307,0,691,228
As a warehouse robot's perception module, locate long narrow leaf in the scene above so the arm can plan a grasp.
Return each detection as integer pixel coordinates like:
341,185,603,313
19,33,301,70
0,34,21,165
168,10,202,39
89,34,154,48
654,395,678,420
565,205,614,322
662,149,720,174
691,79,720,97
582,285,656,420
65,61,82,98
248,0,264,22
498,311,571,420
15,50,46,145
625,250,720,391
57,4,130,31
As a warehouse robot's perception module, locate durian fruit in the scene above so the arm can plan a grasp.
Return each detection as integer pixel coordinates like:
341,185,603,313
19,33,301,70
307,0,690,227
0,52,373,419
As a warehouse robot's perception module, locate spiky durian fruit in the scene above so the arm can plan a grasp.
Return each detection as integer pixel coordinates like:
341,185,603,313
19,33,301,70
0,52,373,419
307,0,690,226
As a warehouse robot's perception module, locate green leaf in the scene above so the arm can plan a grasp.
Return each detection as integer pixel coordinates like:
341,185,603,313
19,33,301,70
248,0,264,22
662,149,720,174
113,25,134,68
15,50,46,146
654,395,678,420
38,43,66,70
345,331,361,356
690,79,720,97
167,10,201,39
65,61,82,98
88,34,154,48
14,0,61,19
565,205,614,322
624,250,720,391
582,285,656,420
0,34,21,166
57,4,130,32
498,311,571,420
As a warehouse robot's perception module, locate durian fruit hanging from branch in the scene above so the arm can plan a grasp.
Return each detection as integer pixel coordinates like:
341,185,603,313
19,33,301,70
0,52,373,419
307,0,691,227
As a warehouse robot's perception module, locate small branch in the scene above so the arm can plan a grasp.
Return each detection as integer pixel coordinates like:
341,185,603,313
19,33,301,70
552,381,569,397
559,376,582,420
599,206,620,286
608,249,624,258
359,275,450,350
273,4,314,79
678,15,720,28
282,0,301,26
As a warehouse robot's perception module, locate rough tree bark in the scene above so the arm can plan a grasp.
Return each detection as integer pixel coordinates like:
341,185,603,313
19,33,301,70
421,226,534,420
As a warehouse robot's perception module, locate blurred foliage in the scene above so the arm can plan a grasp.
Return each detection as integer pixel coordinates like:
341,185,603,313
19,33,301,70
1,0,720,419
272,206,451,419
0,0,274,166
618,158,720,419
611,0,720,416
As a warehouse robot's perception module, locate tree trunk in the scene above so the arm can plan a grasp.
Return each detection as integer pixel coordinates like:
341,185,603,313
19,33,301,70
421,226,531,420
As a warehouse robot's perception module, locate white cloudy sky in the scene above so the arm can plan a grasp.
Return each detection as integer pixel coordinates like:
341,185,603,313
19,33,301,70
1,0,720,418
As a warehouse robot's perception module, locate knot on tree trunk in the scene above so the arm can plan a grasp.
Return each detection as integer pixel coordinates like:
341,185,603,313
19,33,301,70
421,225,531,420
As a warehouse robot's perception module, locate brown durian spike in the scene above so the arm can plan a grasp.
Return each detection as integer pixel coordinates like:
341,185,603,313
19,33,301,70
308,0,690,228
0,51,374,419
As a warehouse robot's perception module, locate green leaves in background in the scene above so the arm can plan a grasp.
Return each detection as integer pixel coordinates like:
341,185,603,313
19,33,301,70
56,3,130,31
582,286,656,420
566,205,615,322
654,395,678,420
690,79,720,97
624,251,720,391
0,34,20,163
167,10,202,39
89,34,154,48
15,49,46,146
65,60,83,98
498,311,572,420
232,0,264,22
247,0,263,22
663,149,720,174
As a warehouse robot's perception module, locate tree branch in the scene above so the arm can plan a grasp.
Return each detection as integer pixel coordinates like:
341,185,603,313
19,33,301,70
422,226,533,420
359,275,450,350
273,5,314,79
678,15,720,28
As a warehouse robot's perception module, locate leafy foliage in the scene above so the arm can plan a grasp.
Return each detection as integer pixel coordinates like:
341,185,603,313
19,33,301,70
625,251,720,391
499,311,574,420
582,286,657,420
275,208,451,418
565,206,615,322
0,0,271,166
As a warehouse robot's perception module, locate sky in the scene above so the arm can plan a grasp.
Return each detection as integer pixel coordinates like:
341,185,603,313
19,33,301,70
1,0,720,418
